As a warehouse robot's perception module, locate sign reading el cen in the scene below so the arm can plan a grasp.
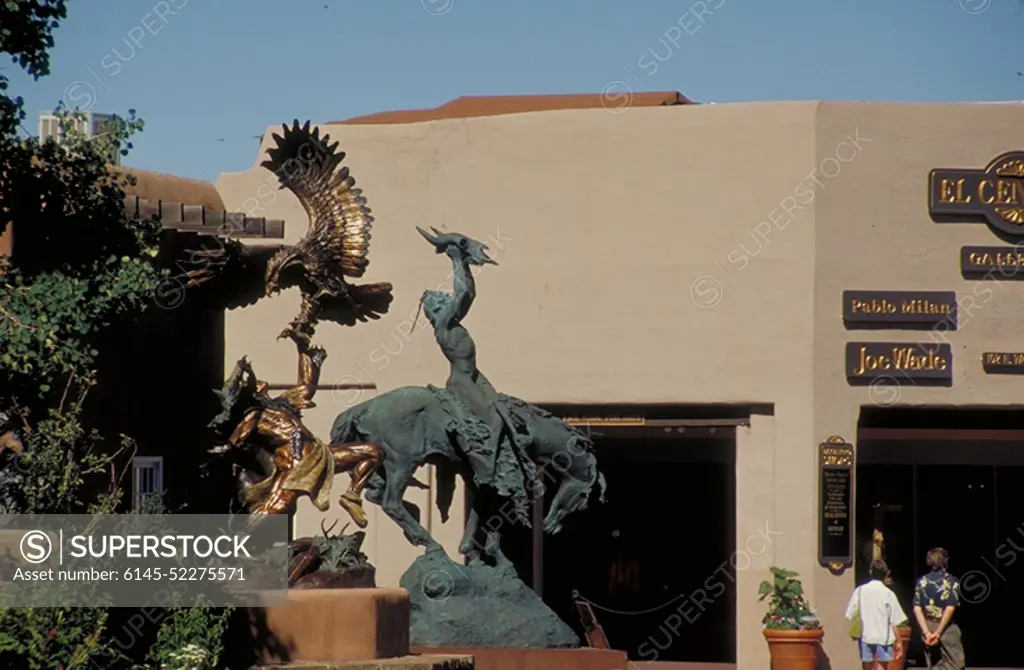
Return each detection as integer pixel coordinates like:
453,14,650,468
930,151,1024,238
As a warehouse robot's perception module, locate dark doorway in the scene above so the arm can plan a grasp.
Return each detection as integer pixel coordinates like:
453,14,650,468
537,433,736,663
857,408,1024,668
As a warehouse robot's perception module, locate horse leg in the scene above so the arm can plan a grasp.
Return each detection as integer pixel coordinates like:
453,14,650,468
467,488,514,567
459,506,484,564
482,525,512,568
542,478,590,534
541,449,599,534
380,462,443,553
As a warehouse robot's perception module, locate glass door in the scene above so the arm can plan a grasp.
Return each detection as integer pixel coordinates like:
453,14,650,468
916,466,994,666
855,465,918,660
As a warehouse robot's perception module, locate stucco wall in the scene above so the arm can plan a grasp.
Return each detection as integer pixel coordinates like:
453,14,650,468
810,101,1024,669
211,100,1024,668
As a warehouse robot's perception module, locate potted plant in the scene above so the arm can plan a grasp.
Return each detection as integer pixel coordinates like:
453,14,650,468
758,567,823,670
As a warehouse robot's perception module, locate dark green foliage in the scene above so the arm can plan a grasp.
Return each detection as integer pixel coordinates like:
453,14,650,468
757,566,822,630
0,3,234,668
0,0,65,137
145,606,233,670
0,106,163,403
0,385,129,515
0,607,110,670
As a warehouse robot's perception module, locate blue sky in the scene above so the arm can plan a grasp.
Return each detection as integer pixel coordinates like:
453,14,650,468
6,0,1022,180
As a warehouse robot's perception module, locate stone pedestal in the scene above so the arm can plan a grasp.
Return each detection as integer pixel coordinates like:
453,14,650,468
246,588,410,664
400,552,578,648
250,655,474,670
412,646,627,670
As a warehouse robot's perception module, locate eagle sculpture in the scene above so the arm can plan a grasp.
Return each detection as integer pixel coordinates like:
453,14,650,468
176,120,393,344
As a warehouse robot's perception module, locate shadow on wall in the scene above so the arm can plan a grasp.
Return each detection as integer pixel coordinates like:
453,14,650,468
85,233,228,514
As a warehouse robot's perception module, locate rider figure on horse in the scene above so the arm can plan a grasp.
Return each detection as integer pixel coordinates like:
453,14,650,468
415,227,520,488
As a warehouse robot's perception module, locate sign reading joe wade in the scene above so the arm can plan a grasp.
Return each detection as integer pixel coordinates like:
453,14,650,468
931,151,1024,238
846,342,952,385
843,290,957,329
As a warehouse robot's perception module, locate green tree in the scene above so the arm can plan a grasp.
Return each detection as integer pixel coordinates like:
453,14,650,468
1,5,237,668
0,0,161,483
0,2,165,667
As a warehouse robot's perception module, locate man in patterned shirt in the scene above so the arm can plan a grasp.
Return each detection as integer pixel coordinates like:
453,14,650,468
912,547,964,670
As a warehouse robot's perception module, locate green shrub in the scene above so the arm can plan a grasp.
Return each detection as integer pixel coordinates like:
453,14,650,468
145,606,233,670
0,607,110,669
757,566,822,630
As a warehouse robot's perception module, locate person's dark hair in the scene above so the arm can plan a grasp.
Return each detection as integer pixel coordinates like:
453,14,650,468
869,559,889,580
926,547,949,570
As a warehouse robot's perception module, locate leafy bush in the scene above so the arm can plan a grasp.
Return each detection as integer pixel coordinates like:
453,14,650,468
0,3,207,668
0,607,110,670
145,606,233,670
757,566,821,630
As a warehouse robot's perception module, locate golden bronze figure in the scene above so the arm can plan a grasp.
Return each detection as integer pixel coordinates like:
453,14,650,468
212,342,383,528
177,120,393,345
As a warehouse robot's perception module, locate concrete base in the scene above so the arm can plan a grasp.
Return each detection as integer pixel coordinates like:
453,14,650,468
411,646,629,670
249,654,474,669
246,588,410,664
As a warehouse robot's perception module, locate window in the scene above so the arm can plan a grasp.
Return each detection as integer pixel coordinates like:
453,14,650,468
132,456,163,511
38,115,59,142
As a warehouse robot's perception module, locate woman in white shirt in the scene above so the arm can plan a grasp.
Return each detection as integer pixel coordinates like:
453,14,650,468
846,559,908,670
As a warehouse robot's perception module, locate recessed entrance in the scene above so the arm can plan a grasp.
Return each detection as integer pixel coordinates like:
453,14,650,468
504,406,741,665
857,407,1024,669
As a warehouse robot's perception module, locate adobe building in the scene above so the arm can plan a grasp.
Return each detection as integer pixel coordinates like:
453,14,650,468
214,94,1024,670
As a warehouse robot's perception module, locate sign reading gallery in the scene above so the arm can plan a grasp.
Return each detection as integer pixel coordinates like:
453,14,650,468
930,151,1024,238
842,290,957,329
960,246,1024,279
845,342,952,385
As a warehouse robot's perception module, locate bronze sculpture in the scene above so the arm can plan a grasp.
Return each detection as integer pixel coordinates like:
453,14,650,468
168,119,396,528
287,520,376,589
416,226,519,488
178,120,393,345
183,118,604,646
329,229,605,562
210,341,383,528
326,228,605,647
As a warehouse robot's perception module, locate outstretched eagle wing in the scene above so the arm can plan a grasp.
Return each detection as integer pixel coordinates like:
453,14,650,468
260,120,374,279
319,282,395,326
170,238,287,310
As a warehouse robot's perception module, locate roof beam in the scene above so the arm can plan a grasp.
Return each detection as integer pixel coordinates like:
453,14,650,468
123,195,285,239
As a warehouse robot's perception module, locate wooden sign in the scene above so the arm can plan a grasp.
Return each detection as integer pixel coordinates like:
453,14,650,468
842,290,957,329
846,342,952,385
930,151,1024,238
982,352,1024,374
961,246,1024,279
819,436,853,571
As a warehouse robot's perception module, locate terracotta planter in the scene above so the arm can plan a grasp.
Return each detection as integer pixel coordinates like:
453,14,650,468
763,628,823,670
886,625,912,670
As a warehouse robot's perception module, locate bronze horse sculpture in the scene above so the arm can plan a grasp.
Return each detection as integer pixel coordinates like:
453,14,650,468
329,227,605,564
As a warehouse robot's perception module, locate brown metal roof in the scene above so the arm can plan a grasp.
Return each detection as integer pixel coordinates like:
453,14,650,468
112,166,225,211
334,92,692,125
